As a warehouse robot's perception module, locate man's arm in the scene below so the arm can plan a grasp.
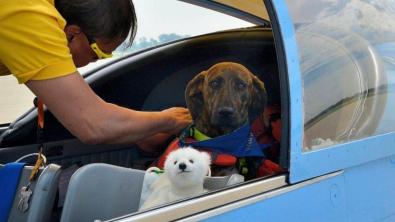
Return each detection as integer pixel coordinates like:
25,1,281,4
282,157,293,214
25,72,192,145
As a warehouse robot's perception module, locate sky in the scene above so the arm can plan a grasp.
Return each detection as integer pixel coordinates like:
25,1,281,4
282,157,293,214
132,0,253,40
78,0,254,73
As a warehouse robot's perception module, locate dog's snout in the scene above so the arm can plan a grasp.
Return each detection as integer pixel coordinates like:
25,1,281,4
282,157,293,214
218,107,235,119
179,163,187,170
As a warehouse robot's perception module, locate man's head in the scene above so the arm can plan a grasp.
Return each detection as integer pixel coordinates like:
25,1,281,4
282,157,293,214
56,0,137,67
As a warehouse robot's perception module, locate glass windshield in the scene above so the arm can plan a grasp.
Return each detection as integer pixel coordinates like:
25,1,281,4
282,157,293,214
0,0,253,124
77,0,253,74
284,0,395,151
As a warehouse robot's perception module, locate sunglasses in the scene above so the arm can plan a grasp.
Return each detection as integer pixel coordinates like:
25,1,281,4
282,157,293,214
86,35,113,59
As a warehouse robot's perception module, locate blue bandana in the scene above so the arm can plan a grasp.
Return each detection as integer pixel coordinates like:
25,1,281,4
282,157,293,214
179,121,265,157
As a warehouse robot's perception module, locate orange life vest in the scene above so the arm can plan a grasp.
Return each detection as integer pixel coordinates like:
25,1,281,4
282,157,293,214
150,105,283,177
151,138,237,169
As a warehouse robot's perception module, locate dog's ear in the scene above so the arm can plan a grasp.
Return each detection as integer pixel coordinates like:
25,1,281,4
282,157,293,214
248,74,269,127
185,71,206,120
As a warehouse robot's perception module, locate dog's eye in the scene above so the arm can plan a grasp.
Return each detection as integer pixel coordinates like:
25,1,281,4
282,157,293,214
174,161,177,165
189,159,194,163
210,81,218,88
238,83,246,89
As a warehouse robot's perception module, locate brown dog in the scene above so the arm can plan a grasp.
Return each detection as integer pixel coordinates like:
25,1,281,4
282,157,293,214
185,62,268,176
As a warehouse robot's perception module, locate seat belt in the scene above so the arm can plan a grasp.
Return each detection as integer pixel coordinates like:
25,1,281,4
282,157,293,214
30,98,45,181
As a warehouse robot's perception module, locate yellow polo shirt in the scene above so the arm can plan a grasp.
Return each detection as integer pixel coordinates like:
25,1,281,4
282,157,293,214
0,0,77,84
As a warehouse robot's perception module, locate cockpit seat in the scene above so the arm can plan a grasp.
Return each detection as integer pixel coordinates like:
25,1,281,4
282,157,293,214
60,163,146,222
60,163,244,222
0,163,61,222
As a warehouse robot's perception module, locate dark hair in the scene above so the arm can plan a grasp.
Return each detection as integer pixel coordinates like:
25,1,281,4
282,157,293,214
55,0,137,48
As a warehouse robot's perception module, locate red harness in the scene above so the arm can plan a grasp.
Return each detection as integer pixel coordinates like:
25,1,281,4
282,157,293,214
152,138,237,169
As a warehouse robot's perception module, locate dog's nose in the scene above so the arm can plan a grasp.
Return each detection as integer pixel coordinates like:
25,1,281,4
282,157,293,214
179,163,187,170
218,107,235,119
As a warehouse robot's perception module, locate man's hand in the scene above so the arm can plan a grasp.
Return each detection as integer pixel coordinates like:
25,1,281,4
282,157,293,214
161,107,192,135
136,108,192,153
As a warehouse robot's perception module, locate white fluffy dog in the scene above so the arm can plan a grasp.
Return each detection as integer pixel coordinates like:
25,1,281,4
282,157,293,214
139,147,211,210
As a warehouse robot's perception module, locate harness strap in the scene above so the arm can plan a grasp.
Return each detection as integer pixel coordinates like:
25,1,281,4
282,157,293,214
29,98,45,181
37,99,44,129
189,127,211,141
238,157,248,174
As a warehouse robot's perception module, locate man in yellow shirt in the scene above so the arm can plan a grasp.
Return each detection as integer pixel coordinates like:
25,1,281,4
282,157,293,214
0,0,192,145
